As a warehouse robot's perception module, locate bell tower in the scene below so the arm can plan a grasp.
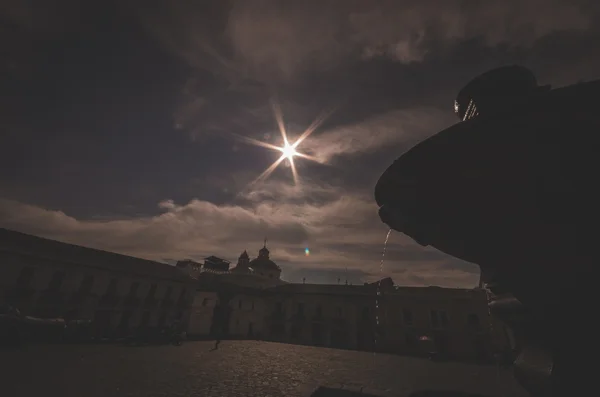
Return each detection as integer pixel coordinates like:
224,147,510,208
232,250,251,273
258,237,270,259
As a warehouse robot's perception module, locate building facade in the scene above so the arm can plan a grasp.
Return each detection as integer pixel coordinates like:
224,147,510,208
187,290,219,336
191,244,511,362
0,228,194,338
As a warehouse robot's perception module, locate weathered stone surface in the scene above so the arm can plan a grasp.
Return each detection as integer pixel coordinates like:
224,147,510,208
1,341,527,397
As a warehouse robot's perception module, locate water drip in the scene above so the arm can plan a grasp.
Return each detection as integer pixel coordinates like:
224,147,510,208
374,229,392,353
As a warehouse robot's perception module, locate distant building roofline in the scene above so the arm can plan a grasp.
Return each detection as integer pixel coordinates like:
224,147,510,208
0,228,192,284
204,255,231,264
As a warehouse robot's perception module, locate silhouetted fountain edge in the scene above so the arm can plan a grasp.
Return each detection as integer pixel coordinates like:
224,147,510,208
374,65,599,397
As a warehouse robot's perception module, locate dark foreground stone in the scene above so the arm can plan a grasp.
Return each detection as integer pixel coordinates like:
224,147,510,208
1,341,527,397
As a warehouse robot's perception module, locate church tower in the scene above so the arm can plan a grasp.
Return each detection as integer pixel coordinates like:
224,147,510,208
231,250,251,273
258,238,270,259
249,238,281,279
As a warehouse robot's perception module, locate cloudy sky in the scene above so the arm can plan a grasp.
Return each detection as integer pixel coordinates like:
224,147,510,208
1,0,599,287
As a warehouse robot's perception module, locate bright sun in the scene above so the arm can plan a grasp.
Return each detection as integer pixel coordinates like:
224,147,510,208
280,142,297,160
235,100,334,187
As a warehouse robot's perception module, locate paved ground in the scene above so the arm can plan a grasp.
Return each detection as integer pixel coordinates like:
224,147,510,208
1,341,528,397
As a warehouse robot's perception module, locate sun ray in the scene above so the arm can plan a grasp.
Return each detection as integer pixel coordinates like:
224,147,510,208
289,156,299,185
253,154,286,185
271,99,289,146
293,107,337,148
234,100,336,190
293,151,321,163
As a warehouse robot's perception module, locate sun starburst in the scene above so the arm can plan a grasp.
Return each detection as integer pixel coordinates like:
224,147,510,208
237,100,332,187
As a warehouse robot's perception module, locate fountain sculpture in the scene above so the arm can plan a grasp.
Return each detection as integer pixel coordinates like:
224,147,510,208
375,65,599,396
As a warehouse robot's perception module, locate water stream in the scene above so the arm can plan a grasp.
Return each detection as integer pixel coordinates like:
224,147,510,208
374,228,392,353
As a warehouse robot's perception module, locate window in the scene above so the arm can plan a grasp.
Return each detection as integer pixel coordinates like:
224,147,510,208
202,298,208,306
238,300,243,309
106,278,118,295
164,286,173,300
178,288,186,303
157,312,167,327
402,309,413,326
430,310,439,328
79,275,94,293
316,305,322,317
128,282,140,296
291,324,301,339
275,302,283,313
16,267,35,287
251,300,255,310
335,306,342,317
440,311,449,327
430,310,448,328
48,271,65,291
140,311,151,327
297,303,304,315
146,284,157,299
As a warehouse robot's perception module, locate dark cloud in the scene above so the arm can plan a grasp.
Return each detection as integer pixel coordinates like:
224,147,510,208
227,0,593,78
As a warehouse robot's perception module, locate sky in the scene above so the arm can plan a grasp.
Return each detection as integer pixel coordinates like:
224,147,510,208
1,0,600,287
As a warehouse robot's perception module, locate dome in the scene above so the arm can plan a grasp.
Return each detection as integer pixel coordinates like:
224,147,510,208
249,257,281,271
250,239,281,273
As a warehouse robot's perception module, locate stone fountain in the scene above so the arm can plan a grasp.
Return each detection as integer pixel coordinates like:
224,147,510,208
375,65,599,396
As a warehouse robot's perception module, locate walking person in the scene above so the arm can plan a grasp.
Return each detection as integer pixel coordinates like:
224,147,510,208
211,322,223,351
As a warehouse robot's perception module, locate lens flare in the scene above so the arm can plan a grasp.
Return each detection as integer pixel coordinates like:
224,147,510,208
304,247,310,256
235,99,335,188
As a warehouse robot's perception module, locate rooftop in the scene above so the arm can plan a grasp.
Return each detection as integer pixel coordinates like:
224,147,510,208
0,228,191,283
